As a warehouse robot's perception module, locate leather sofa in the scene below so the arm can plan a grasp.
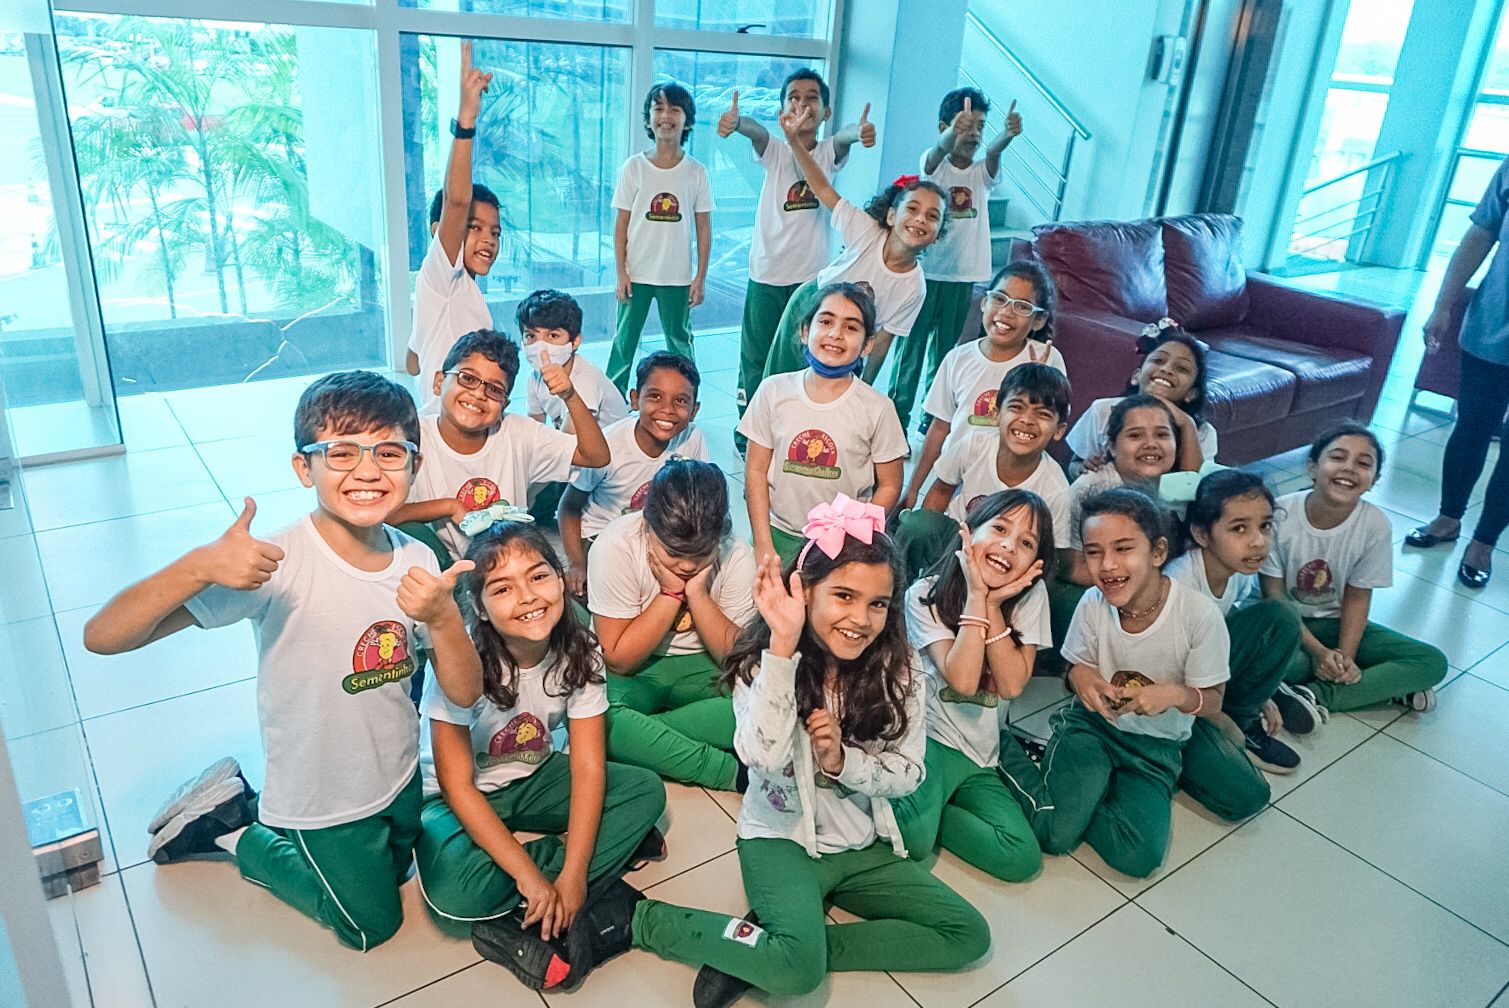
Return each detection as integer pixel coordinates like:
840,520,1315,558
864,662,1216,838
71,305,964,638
1012,213,1406,465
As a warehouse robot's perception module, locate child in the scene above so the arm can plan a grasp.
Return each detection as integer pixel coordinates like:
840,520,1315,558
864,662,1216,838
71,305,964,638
1169,469,1304,780
902,261,1064,510
83,371,484,950
1067,319,1214,474
755,104,945,393
407,42,499,415
560,351,709,596
607,81,715,394
893,491,1049,882
520,289,629,434
889,88,1023,430
388,329,610,565
717,69,875,429
898,362,1071,582
1260,423,1447,716
415,520,665,991
740,282,910,568
1000,488,1265,880
627,499,990,1003
588,460,755,792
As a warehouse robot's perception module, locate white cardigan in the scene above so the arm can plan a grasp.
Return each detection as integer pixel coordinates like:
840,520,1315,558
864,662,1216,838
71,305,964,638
732,648,926,858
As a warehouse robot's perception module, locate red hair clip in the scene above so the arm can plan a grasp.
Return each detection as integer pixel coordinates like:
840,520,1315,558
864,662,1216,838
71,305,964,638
892,173,919,189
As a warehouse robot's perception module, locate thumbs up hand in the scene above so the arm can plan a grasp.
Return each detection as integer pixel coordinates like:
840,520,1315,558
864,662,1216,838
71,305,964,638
199,498,285,590
398,560,477,626
717,90,741,138
858,102,876,148
1004,98,1022,141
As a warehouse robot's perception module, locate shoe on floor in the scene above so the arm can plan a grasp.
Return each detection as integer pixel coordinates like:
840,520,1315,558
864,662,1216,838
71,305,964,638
1272,683,1327,736
1394,688,1437,713
147,756,252,835
1458,561,1491,588
472,911,572,991
146,787,254,864
1242,722,1300,774
629,826,668,869
692,911,760,1008
561,877,645,988
1404,526,1458,548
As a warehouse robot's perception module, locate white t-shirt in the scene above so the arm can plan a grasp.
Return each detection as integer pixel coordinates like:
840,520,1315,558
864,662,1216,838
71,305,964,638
815,199,927,338
571,417,709,539
410,236,495,415
587,511,757,657
932,441,1072,536
1260,491,1393,620
410,413,577,559
419,650,608,797
1166,547,1255,617
184,518,436,830
527,356,628,432
737,371,910,535
1067,397,1219,463
612,152,715,287
906,576,1051,768
921,339,1068,452
750,137,839,286
918,151,997,283
1062,578,1230,742
811,691,878,854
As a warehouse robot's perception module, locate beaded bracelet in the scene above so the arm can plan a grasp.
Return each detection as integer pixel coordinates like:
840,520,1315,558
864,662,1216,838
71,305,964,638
1189,687,1205,717
983,628,1013,645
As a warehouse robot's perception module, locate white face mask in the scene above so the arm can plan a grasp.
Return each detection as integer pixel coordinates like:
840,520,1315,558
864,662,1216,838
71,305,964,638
523,341,575,370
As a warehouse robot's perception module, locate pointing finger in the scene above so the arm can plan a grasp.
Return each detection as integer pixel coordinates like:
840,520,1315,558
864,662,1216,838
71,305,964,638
461,40,472,70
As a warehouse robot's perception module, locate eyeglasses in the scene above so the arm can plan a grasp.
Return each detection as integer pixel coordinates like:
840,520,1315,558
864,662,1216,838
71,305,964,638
446,369,507,402
300,440,418,471
983,291,1043,317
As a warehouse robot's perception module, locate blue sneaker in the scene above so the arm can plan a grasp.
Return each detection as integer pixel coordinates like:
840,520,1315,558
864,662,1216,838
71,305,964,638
1242,722,1300,775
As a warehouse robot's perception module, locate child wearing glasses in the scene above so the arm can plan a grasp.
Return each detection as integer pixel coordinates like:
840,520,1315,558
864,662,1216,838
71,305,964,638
83,371,486,951
390,329,610,565
900,262,1065,512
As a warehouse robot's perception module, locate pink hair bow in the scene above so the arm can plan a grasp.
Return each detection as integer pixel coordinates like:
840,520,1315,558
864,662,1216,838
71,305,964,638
797,494,886,569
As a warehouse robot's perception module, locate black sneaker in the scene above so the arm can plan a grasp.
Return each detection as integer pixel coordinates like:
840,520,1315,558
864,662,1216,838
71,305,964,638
147,788,254,864
561,878,645,988
692,911,760,1008
1272,683,1326,736
1242,722,1301,775
146,756,252,836
472,911,572,991
1393,688,1436,713
628,827,668,869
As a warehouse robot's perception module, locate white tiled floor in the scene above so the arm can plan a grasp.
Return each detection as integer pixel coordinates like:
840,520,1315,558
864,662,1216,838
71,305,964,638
11,283,1509,1007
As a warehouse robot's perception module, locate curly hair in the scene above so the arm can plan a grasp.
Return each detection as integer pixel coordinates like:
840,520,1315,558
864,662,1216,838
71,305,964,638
863,178,950,243
920,489,1054,642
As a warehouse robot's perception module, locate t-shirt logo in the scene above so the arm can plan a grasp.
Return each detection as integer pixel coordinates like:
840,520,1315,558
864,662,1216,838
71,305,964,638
345,620,416,694
456,478,502,510
782,429,841,480
784,180,818,211
1293,558,1336,605
938,684,999,708
477,712,551,768
625,479,653,514
965,494,987,515
647,192,682,222
967,389,998,427
1107,670,1155,711
948,185,977,219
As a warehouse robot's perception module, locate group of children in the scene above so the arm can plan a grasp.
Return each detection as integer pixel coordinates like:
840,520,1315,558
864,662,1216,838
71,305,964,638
79,48,1450,1008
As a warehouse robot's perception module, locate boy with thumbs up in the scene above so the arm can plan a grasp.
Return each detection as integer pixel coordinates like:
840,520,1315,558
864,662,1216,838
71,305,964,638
83,370,485,952
718,69,875,452
890,87,1024,432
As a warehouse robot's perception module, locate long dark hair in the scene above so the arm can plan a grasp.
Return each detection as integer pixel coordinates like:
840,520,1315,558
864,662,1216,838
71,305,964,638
461,522,603,709
921,490,1054,640
1130,325,1209,424
989,261,1058,344
723,534,912,744
1181,468,1275,555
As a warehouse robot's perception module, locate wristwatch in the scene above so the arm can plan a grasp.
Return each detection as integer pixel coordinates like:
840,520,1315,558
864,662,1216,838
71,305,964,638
450,118,477,140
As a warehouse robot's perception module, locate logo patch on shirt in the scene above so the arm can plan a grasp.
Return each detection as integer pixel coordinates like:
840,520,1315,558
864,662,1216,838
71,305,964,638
967,389,999,427
965,494,987,515
782,429,841,479
722,918,764,947
477,712,551,768
784,179,818,211
938,684,999,708
1107,670,1156,711
948,185,977,219
1293,558,1337,605
345,620,416,694
813,771,856,798
457,478,502,510
647,192,683,222
626,479,653,514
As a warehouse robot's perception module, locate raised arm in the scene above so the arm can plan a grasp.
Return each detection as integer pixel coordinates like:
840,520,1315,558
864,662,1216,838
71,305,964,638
923,94,977,175
437,41,492,265
779,106,840,210
983,99,1021,178
830,102,876,166
717,89,771,158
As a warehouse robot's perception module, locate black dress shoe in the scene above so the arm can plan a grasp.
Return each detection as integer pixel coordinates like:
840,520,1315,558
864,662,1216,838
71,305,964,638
1458,562,1491,588
1406,527,1459,548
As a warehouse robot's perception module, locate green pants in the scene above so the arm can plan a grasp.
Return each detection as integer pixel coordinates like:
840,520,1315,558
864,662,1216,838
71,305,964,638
1175,717,1270,822
606,651,738,790
739,279,803,416
236,772,422,951
1282,616,1447,712
633,837,990,997
760,279,823,384
999,702,1184,879
396,520,455,570
609,283,694,394
894,738,1041,882
1221,599,1302,728
887,280,975,429
769,525,806,569
1042,579,1089,677
895,507,957,583
414,753,665,925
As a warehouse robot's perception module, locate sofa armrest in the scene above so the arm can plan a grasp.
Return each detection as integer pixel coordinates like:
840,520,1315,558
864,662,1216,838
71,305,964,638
1054,306,1146,426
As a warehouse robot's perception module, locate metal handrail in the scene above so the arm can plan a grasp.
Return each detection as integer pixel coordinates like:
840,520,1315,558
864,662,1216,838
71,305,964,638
1301,150,1403,196
964,10,1091,141
1291,188,1385,231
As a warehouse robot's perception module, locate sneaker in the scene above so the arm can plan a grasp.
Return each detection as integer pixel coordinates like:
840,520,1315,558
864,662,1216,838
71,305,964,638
146,788,254,864
1272,683,1327,736
628,827,668,869
561,878,645,988
472,911,572,991
1242,723,1301,775
1394,688,1436,713
692,912,759,1008
146,756,252,835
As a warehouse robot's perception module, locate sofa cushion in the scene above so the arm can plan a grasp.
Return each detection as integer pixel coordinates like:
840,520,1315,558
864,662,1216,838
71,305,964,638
1201,326,1373,414
1161,214,1249,330
1200,349,1297,434
1032,219,1168,320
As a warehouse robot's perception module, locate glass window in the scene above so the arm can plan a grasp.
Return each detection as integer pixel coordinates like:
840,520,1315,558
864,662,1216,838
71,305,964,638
651,50,825,333
398,0,629,21
51,13,388,395
1464,102,1509,155
1331,0,1415,86
656,0,831,40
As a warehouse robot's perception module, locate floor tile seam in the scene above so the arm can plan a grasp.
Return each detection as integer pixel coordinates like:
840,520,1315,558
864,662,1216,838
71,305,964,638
108,870,162,1007
1115,800,1276,900
50,893,96,1007
77,675,259,727
698,787,738,825
876,971,926,1008
1126,902,1283,1008
1488,977,1509,1008
1266,719,1386,810
365,959,494,1008
1456,669,1509,696
952,900,1128,1008
1374,726,1509,803
30,497,234,536
638,844,742,894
